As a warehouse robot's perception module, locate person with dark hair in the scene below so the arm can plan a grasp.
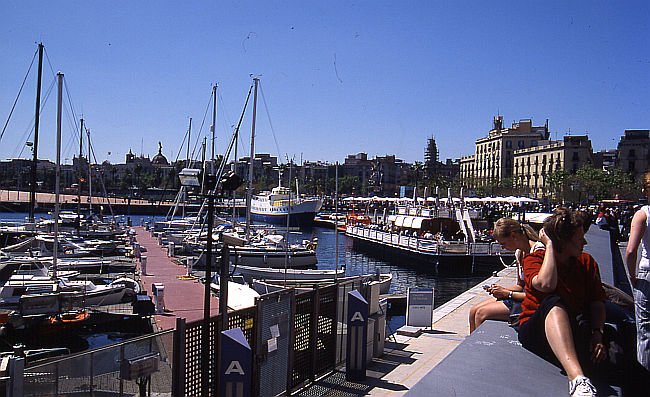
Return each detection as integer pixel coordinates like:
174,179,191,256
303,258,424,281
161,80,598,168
469,217,543,333
516,207,607,397
625,171,650,372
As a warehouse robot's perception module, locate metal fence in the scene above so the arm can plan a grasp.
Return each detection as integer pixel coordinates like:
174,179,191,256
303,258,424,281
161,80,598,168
9,274,377,397
172,276,374,396
20,329,174,397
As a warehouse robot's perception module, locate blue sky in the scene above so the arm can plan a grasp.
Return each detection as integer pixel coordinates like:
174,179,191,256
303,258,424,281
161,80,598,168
2,1,649,166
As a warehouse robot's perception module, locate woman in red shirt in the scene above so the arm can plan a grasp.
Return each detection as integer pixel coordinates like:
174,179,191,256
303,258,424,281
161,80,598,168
517,208,607,397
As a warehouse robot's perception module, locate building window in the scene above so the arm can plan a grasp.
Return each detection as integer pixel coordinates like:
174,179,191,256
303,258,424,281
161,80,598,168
506,140,512,149
518,140,524,149
629,149,636,158
572,152,579,161
532,140,537,147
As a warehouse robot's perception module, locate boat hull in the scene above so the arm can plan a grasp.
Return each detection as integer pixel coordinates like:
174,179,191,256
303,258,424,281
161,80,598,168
250,211,317,227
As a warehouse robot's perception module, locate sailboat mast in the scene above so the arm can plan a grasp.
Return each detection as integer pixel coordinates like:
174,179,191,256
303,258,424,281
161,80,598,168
53,72,63,276
187,117,192,167
244,78,259,241
211,84,217,174
232,118,238,227
77,118,83,231
184,117,192,218
87,128,92,214
335,162,339,280
29,43,44,223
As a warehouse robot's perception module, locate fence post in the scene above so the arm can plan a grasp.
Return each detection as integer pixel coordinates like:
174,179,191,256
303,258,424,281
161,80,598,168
219,327,251,397
172,317,186,397
6,357,24,397
346,290,368,381
311,287,321,381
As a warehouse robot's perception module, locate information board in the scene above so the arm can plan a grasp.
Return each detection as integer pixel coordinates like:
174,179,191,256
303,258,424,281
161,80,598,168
406,287,434,327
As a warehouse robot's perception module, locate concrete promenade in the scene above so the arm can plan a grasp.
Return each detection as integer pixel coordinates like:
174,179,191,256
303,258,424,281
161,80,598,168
295,265,518,396
367,266,517,396
133,226,220,331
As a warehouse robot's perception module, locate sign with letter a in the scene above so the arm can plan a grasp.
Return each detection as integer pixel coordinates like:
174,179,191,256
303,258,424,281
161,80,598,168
220,327,251,397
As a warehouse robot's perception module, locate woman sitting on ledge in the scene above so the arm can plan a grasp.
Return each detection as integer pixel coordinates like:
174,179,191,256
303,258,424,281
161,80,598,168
516,208,607,397
469,217,542,333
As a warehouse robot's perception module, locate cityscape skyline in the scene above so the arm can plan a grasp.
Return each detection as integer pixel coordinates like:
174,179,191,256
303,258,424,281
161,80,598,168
2,1,649,166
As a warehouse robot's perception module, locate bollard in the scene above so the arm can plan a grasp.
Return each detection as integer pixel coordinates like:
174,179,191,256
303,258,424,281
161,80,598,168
186,257,193,276
133,242,141,259
220,327,251,397
168,242,175,257
346,290,368,381
152,283,165,313
140,255,147,275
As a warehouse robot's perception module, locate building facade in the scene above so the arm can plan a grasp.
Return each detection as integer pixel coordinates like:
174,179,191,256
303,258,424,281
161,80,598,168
460,116,549,188
513,135,593,198
616,129,650,180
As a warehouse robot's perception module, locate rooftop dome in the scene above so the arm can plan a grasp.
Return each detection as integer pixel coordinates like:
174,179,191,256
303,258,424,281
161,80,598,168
152,142,168,165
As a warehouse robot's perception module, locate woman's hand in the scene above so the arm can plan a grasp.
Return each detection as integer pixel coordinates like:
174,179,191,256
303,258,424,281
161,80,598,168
589,331,607,363
538,228,550,246
488,285,511,299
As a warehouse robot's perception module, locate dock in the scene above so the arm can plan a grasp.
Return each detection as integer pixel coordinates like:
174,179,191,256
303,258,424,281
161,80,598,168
296,225,638,396
133,226,220,331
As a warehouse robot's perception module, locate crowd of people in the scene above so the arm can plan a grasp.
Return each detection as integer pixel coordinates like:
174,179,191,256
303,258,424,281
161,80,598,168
469,172,650,397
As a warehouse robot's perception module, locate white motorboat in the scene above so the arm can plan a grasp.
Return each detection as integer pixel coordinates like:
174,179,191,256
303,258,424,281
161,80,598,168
209,277,260,311
0,274,132,312
230,263,344,283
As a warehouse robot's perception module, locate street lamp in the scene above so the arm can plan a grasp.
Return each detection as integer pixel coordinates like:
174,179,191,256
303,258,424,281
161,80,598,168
179,168,242,397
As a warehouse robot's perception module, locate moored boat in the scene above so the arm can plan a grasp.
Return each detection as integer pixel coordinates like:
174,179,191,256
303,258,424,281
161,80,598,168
250,185,322,227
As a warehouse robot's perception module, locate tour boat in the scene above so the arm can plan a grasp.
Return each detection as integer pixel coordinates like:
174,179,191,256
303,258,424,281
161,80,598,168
250,185,322,227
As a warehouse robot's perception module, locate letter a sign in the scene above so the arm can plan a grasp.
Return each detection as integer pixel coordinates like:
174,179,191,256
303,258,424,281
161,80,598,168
351,311,365,322
225,360,245,375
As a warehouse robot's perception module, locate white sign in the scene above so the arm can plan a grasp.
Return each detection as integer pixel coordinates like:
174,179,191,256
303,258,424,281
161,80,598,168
267,338,278,353
406,287,434,327
270,324,280,339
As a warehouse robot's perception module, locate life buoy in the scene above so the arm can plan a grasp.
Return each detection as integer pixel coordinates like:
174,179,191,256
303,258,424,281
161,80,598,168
306,242,314,250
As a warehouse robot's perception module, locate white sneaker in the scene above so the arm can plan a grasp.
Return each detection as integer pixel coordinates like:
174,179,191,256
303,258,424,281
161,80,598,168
568,376,596,397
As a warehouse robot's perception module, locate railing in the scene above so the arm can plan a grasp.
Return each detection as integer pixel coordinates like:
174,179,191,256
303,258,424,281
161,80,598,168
346,226,513,257
9,274,383,397
21,329,174,397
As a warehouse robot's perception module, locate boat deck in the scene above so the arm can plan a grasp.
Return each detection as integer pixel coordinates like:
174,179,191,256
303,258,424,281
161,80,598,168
133,226,219,331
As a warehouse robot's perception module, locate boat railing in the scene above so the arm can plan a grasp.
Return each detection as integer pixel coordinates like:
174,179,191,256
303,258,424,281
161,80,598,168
347,225,513,257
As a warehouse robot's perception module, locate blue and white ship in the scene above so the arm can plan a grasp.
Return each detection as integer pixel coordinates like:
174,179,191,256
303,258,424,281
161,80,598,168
250,185,322,227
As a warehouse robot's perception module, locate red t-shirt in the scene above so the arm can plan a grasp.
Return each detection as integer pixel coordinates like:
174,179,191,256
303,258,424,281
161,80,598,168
519,250,606,325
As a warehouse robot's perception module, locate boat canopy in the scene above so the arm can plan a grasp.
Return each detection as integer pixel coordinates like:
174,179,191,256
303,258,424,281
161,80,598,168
393,215,428,229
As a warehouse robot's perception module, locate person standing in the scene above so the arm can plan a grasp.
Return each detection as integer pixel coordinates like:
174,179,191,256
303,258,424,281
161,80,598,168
625,171,650,372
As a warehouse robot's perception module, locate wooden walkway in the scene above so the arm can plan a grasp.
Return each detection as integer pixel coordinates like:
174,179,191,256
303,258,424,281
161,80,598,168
133,226,219,331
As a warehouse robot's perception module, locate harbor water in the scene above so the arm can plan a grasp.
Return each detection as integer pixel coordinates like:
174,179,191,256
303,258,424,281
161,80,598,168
1,212,496,332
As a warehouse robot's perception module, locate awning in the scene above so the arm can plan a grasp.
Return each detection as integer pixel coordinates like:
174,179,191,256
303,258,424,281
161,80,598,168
394,215,406,227
411,217,425,229
392,215,427,229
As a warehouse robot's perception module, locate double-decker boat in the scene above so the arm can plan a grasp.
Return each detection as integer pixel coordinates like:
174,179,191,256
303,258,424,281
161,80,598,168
250,185,322,227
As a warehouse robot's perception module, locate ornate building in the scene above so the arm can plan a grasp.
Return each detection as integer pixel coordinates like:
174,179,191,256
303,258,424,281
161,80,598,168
460,116,549,188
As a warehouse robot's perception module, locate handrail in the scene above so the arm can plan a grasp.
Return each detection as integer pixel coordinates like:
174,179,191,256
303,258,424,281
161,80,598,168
346,225,514,256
